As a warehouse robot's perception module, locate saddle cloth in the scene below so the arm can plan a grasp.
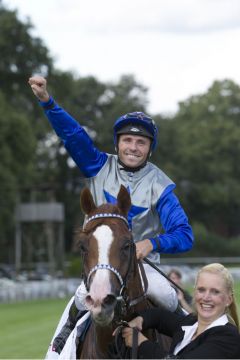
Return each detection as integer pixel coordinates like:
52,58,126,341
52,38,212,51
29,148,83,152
45,296,90,360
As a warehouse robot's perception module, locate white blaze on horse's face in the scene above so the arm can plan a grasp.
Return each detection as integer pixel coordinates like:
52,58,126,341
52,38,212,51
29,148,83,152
87,224,114,310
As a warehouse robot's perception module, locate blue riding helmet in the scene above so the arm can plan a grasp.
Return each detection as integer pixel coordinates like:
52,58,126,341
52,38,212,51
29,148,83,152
113,112,158,151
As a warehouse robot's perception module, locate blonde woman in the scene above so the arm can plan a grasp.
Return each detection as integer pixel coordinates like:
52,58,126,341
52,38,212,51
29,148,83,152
121,263,240,359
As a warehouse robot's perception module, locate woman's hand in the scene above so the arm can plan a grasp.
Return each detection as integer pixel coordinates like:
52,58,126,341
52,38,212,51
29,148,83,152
112,316,146,348
121,327,148,348
127,316,144,330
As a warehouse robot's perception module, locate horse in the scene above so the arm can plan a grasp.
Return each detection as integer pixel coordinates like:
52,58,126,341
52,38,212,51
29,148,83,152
75,184,150,359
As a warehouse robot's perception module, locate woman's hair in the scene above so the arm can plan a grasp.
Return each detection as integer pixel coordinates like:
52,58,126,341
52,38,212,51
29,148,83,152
195,263,239,329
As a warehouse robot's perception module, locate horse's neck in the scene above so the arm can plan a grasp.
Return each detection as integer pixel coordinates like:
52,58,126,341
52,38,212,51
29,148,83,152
127,259,149,313
80,323,112,359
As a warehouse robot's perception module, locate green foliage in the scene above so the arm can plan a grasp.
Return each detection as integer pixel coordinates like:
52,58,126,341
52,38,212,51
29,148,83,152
189,222,240,257
0,3,53,106
0,91,36,260
0,0,54,155
1,1,240,262
165,80,240,242
65,255,83,278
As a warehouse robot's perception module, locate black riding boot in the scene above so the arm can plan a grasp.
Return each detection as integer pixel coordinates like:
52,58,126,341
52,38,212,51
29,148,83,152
52,300,87,354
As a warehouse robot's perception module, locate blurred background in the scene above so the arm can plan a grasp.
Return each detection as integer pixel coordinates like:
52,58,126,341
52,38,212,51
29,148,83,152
0,0,240,357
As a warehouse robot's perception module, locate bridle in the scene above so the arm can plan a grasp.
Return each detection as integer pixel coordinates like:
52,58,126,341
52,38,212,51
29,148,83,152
82,212,149,359
86,263,124,291
83,212,147,315
84,213,129,227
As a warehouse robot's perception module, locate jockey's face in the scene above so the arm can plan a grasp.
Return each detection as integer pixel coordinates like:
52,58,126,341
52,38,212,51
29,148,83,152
118,134,151,168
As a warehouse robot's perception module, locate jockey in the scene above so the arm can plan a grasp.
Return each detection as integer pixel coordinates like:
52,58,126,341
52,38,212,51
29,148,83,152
28,76,194,355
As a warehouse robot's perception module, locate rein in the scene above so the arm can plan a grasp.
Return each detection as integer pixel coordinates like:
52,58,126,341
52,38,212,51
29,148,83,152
82,211,148,359
113,321,139,359
128,260,148,307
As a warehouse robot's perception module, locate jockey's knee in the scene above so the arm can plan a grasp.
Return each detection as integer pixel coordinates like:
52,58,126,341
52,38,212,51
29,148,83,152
74,281,87,310
148,283,178,311
144,265,178,312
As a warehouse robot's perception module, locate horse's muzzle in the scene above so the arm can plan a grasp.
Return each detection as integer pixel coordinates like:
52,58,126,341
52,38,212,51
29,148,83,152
85,293,118,326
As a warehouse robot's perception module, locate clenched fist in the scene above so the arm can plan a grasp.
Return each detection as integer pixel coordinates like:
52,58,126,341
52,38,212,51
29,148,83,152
28,76,50,102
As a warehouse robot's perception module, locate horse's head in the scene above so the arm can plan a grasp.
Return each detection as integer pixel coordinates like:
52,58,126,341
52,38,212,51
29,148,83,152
78,185,134,326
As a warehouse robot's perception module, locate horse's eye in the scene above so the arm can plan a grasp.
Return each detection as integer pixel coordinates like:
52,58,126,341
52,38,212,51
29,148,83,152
79,243,88,254
121,241,132,250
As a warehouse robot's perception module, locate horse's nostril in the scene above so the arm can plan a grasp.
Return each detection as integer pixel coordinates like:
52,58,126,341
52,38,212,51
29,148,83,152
103,294,117,307
85,294,94,307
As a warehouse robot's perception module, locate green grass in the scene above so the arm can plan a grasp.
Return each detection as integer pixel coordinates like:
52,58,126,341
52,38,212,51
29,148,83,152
0,298,69,359
0,282,240,359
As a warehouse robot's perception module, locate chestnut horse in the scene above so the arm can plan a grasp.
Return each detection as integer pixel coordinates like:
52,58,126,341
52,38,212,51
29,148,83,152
76,185,150,359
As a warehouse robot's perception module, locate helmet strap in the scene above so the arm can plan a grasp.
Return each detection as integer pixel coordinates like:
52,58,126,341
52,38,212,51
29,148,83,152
117,157,148,172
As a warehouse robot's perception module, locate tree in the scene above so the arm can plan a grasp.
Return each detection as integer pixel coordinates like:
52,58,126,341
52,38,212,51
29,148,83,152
0,2,53,103
0,91,35,262
0,1,53,262
173,80,240,241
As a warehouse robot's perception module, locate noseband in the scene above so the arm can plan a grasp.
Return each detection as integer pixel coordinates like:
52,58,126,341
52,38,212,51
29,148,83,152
86,263,124,290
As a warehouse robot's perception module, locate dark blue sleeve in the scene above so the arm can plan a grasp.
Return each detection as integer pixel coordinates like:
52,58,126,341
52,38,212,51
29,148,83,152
150,185,194,253
40,97,108,178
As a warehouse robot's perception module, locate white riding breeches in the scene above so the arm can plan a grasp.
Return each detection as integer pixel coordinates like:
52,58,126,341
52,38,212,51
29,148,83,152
143,263,178,311
74,262,178,312
74,281,88,311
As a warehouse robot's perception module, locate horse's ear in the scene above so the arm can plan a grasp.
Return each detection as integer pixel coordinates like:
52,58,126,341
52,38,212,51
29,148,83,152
117,185,131,215
80,187,97,215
